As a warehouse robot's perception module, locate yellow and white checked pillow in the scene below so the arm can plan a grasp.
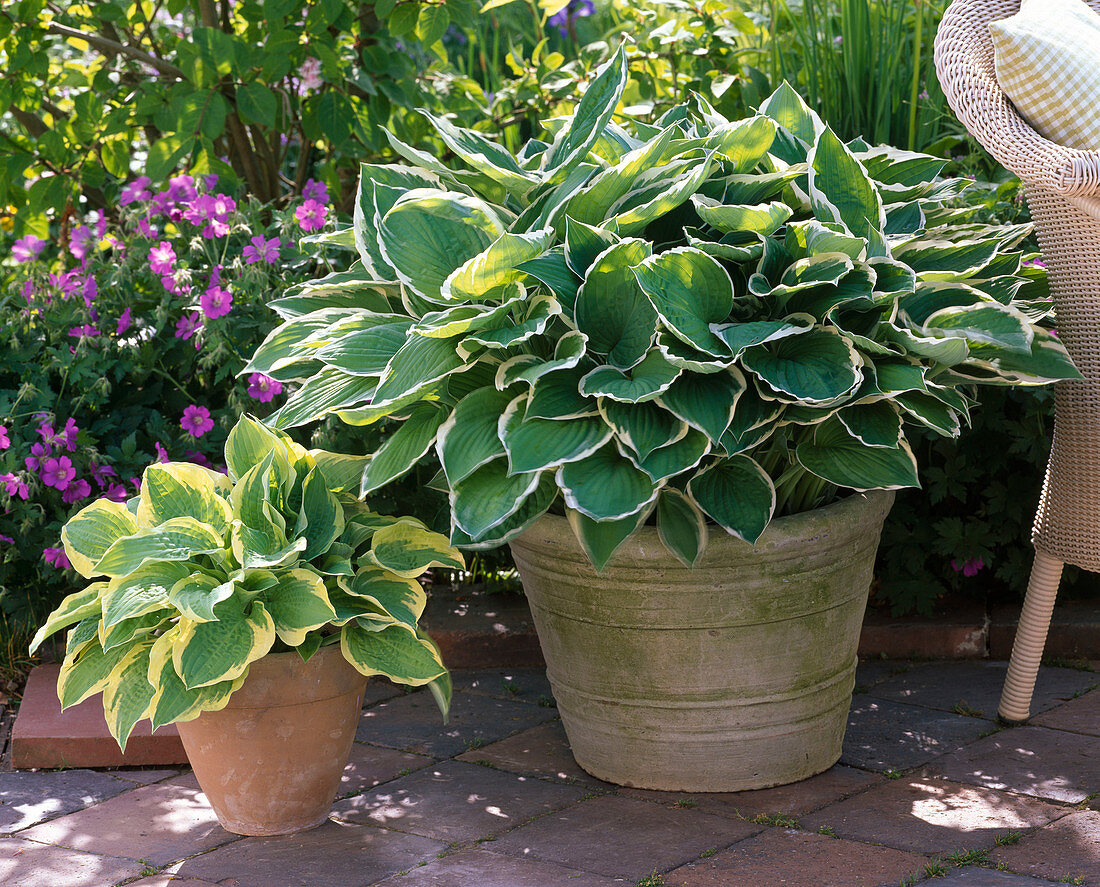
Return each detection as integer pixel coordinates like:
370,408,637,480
990,0,1100,151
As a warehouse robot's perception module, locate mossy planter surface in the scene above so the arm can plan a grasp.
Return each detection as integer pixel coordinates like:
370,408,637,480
508,490,895,792
176,643,367,836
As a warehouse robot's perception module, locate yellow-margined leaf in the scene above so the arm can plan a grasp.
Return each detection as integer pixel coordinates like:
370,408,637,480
102,641,156,752
341,620,446,685
174,599,275,689
366,522,465,579
137,463,232,534
29,584,105,653
61,500,139,578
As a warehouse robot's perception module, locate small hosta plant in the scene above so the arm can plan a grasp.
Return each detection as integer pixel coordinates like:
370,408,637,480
29,416,462,750
248,45,1077,570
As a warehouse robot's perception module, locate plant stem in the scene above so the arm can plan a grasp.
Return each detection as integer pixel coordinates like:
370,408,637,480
907,0,924,151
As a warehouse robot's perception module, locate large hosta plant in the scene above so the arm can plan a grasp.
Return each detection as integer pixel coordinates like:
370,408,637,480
30,416,462,750
247,46,1077,570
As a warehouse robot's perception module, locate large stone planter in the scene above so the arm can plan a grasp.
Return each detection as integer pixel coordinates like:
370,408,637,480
176,643,367,835
508,490,895,792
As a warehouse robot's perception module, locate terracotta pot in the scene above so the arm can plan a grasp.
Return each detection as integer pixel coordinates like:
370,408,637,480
176,642,367,836
508,491,894,792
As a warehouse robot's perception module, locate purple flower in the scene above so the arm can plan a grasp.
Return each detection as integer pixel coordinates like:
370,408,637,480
43,547,72,570
181,405,214,438
0,535,13,545
302,178,329,204
184,449,211,468
295,199,327,232
37,422,61,447
247,373,284,402
154,442,170,463
203,173,219,190
166,174,197,204
68,324,101,339
136,217,158,239
120,176,153,206
90,462,117,488
82,275,98,308
149,241,176,275
62,418,79,451
298,56,323,96
950,557,985,577
116,308,133,335
547,0,594,36
174,312,202,341
41,456,76,490
0,425,8,450
242,234,281,264
25,442,50,473
200,285,233,319
61,478,92,504
12,235,46,263
69,224,93,261
49,270,81,299
0,472,28,500
104,482,129,502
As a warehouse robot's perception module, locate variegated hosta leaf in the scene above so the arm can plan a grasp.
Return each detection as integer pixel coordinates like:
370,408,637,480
691,196,793,237
225,415,293,484
263,568,337,647
637,428,711,482
310,449,371,495
923,303,1033,355
347,565,426,630
418,110,538,196
527,366,600,420
565,216,619,278
786,220,866,261
367,522,465,579
452,459,542,539
94,517,225,578
61,500,140,578
688,456,776,544
146,629,245,731
599,400,687,462
742,329,862,405
566,505,652,573
271,366,378,429
838,402,904,449
808,128,885,242
557,444,658,521
500,395,613,473
437,387,513,485
353,164,438,278
574,239,656,370
656,488,709,567
340,620,447,687
893,239,998,281
711,318,813,360
360,403,449,496
168,571,234,623
102,641,157,751
579,350,681,403
795,417,919,490
174,598,276,690
58,636,132,709
759,80,825,153
297,466,345,559
704,115,776,171
657,368,746,442
373,334,470,407
311,320,414,375
137,463,232,535
103,562,190,627
496,330,588,389
442,229,553,301
633,247,734,357
30,584,105,653
449,472,559,549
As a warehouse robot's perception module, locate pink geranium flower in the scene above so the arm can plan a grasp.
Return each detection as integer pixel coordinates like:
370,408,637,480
62,418,79,451
12,235,46,263
149,241,176,275
0,472,29,500
302,179,329,203
116,308,133,336
950,557,986,578
41,456,77,490
295,199,327,232
154,442,170,463
120,176,153,206
62,478,92,504
43,547,72,570
0,425,8,450
247,373,283,402
0,535,13,545
104,483,130,502
200,285,232,319
90,462,117,488
242,235,281,264
181,405,214,438
175,312,202,341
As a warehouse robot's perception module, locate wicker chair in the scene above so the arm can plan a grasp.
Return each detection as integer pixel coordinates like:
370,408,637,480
936,0,1100,722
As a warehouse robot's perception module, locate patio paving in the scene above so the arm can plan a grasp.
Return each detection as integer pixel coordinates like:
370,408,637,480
0,660,1096,887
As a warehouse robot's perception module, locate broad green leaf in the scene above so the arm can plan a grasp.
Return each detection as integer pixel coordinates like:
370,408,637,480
923,303,1033,354
759,81,825,148
461,293,561,350
312,321,414,375
174,599,276,689
102,642,156,751
296,465,345,559
341,620,447,685
379,189,504,301
146,630,243,730
575,239,656,369
527,366,600,420
691,197,793,237
884,322,971,365
632,247,733,356
418,110,537,195
557,444,657,520
271,366,377,429
99,608,168,653
565,216,618,278
58,637,131,709
685,228,764,264
609,153,715,235
544,43,628,173
580,349,681,403
500,396,612,473
30,585,104,653
236,81,277,127
741,329,862,405
711,318,812,359
517,247,580,308
657,488,708,567
448,472,558,549
721,168,805,205
168,572,234,623
368,522,465,578
638,428,711,482
658,369,745,441
773,254,855,296
61,500,140,578
969,330,1080,382
703,115,777,171
795,417,919,490
225,415,284,484
688,456,775,544
452,459,542,539
785,220,867,261
599,400,687,461
893,239,998,281
264,568,337,647
415,298,523,340
566,506,651,572
496,330,588,388
895,392,961,436
103,563,190,628
360,403,449,495
310,450,371,495
374,334,469,405
94,518,225,578
136,463,232,535
442,229,553,300
348,565,426,629
838,402,903,448
437,387,512,484
808,127,885,241
354,169,436,280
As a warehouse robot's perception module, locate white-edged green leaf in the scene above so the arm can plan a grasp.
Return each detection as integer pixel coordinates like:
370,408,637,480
711,317,812,359
656,488,708,567
436,387,512,485
452,459,542,539
557,444,657,520
418,110,538,195
61,500,140,579
496,330,588,389
566,505,651,573
374,333,469,406
94,518,225,578
704,115,777,170
102,562,190,628
360,403,449,495
575,239,656,369
565,216,619,278
923,303,1033,355
741,328,862,405
270,366,377,429
599,400,687,461
633,247,734,356
449,472,559,549
500,395,612,473
544,42,629,173
353,164,439,278
838,402,903,448
341,620,446,685
692,197,793,237
638,428,711,482
795,417,919,489
808,127,885,241
312,320,414,375
580,349,681,403
657,368,745,442
442,229,553,300
759,81,825,149
688,455,775,544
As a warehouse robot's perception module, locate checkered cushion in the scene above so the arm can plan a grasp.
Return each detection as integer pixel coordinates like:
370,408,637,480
990,0,1100,151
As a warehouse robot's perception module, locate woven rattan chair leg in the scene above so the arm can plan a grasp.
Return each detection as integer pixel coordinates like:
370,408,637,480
998,551,1064,723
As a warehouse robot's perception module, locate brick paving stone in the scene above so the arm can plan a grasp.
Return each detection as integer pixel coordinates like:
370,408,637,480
355,689,558,758
864,662,1097,720
843,697,997,771
1031,685,1100,736
455,720,610,788
172,819,443,887
127,863,218,887
0,768,133,833
383,847,626,886
990,810,1100,884
0,835,145,887
331,759,587,844
925,726,1100,804
339,743,435,799
491,793,760,880
17,779,238,865
800,776,1068,855
924,870,1059,886
622,765,881,821
363,677,407,708
662,828,927,887
108,768,181,786
450,668,555,704
854,659,922,692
